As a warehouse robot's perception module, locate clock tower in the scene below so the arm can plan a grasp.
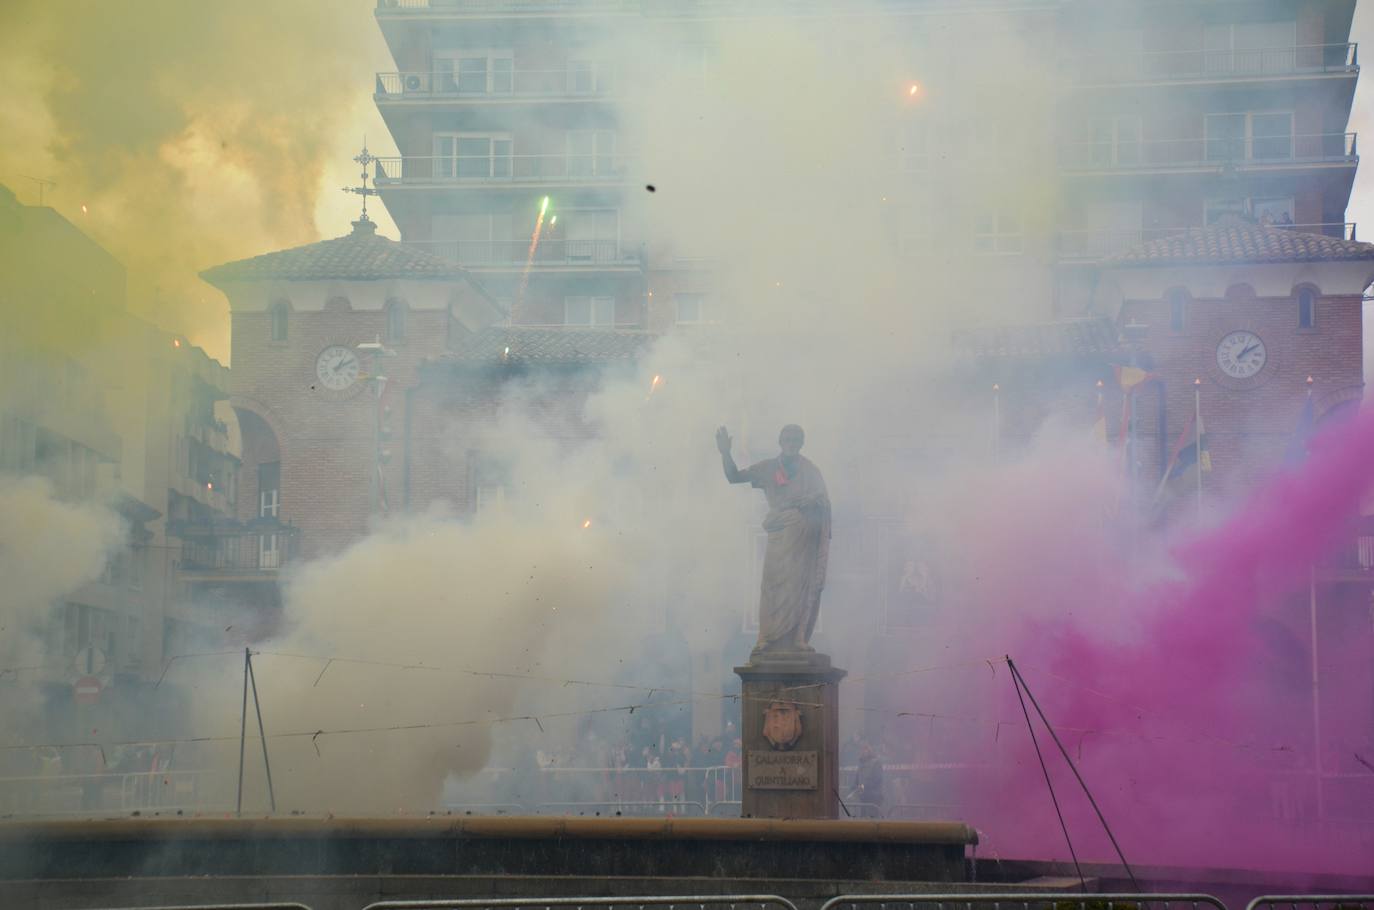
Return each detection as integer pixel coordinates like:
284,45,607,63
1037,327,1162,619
201,216,500,560
1099,220,1374,493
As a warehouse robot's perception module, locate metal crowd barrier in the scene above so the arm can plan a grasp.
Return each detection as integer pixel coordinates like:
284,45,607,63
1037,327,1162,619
363,896,800,910
819,895,1228,910
440,802,528,815
1247,898,1374,910
533,800,707,817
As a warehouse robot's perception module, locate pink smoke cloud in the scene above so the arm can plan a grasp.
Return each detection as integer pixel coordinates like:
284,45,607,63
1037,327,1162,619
926,405,1374,876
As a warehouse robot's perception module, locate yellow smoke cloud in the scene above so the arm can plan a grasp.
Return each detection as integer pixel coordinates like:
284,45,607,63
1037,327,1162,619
0,0,394,360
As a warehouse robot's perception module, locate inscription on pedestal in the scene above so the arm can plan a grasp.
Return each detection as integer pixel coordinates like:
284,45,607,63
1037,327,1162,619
747,750,818,789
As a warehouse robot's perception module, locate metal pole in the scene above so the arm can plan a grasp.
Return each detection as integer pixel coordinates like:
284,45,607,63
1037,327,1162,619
1309,564,1324,819
235,646,249,816
247,651,277,813
1194,383,1203,522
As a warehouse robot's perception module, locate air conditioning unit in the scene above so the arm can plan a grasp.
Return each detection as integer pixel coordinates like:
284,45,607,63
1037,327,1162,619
404,74,423,91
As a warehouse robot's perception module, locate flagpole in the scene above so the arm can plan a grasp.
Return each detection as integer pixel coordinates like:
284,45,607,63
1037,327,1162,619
1193,378,1203,522
1305,375,1323,820
1310,562,1324,819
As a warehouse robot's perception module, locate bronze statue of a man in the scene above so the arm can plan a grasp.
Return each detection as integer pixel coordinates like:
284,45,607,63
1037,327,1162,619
717,424,831,655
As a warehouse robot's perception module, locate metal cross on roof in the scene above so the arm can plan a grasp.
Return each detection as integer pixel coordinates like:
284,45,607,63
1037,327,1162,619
343,141,380,223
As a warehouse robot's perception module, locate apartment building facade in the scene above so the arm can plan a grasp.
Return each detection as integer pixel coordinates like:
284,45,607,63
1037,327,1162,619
0,186,244,748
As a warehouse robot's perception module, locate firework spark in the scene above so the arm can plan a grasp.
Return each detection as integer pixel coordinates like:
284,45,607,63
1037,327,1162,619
515,196,552,313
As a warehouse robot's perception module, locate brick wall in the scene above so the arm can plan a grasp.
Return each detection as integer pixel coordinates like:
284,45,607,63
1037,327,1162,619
1122,287,1361,493
231,302,455,559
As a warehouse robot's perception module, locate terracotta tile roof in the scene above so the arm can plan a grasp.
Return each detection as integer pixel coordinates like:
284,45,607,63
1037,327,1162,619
954,317,1122,359
1109,223,1374,266
200,219,469,285
440,325,657,365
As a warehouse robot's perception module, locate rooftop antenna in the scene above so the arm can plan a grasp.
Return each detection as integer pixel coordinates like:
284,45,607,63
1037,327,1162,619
19,175,57,206
342,140,380,226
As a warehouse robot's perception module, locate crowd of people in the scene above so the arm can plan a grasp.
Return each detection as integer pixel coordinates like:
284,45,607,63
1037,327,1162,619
510,724,746,813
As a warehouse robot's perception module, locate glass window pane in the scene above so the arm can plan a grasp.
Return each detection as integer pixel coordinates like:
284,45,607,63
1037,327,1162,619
593,297,616,326
491,57,513,93
434,58,457,92
569,60,594,93
1251,113,1292,159
1206,114,1245,161
457,57,487,93
456,138,489,178
492,139,512,177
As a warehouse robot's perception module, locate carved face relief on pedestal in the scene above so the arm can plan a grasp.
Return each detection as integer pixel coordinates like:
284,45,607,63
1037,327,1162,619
762,700,803,750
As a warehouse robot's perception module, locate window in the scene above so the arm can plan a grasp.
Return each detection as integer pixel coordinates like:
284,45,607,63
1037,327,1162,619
385,300,407,342
1205,112,1293,162
563,209,619,261
433,212,515,264
258,461,280,519
1204,21,1296,74
471,452,513,514
434,50,513,94
1298,288,1316,329
269,302,288,341
258,533,281,569
1205,196,1294,225
674,293,714,325
565,130,616,177
568,59,611,94
1084,115,1141,167
1167,289,1188,331
1256,197,1296,225
434,134,513,180
973,207,1023,254
564,295,617,326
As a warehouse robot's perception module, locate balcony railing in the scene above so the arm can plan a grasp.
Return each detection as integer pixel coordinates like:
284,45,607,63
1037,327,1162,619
378,0,638,11
377,68,615,99
406,238,642,268
1060,132,1357,173
1071,42,1358,84
1058,222,1358,260
174,523,301,576
375,154,635,185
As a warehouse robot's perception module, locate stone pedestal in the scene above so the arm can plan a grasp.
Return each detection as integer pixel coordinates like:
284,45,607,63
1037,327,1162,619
734,652,846,819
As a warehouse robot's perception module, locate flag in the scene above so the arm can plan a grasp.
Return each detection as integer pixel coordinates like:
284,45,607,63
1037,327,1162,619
1153,411,1211,505
1114,365,1154,391
1283,395,1316,466
1091,390,1107,443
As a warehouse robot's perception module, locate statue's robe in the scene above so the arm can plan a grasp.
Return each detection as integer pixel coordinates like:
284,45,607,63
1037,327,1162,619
742,455,831,651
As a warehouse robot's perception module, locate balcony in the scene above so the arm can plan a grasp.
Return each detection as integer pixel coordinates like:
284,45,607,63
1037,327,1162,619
1070,42,1358,86
173,522,301,580
1058,222,1358,261
1060,132,1357,175
376,68,615,101
377,0,637,12
405,239,643,270
375,154,635,187
1319,519,1374,581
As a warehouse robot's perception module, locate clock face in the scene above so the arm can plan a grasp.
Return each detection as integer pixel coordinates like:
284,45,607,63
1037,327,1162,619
1216,330,1267,380
315,345,360,391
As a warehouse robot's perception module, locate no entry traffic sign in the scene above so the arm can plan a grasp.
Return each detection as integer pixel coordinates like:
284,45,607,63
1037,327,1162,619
73,675,102,705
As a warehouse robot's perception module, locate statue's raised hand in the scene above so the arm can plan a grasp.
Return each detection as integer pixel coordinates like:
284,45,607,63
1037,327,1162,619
715,426,733,456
